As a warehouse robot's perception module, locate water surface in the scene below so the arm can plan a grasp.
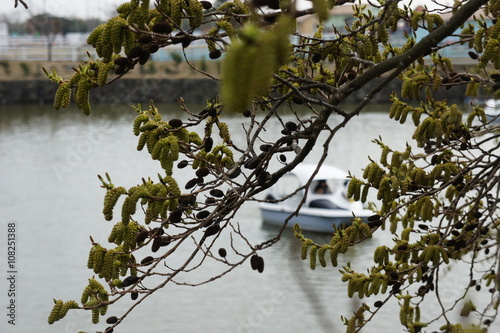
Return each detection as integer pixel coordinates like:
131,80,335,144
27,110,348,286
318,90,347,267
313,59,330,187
0,103,494,333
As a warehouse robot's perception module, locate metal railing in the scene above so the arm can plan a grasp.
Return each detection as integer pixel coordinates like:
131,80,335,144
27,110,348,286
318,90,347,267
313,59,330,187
0,38,477,64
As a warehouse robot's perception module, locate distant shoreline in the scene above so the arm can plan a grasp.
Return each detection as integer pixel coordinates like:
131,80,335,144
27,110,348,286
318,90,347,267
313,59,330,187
0,66,468,106
0,78,221,105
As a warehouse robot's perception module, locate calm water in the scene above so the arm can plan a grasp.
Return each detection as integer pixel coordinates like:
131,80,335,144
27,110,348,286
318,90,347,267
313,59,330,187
0,103,495,333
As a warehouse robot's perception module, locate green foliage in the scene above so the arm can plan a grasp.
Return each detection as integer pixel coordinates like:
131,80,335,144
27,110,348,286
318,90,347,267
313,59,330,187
0,61,10,75
43,0,500,332
170,51,183,67
19,62,30,76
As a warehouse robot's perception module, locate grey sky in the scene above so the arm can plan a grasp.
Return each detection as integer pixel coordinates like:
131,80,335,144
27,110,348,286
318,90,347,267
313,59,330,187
1,0,450,23
2,0,124,21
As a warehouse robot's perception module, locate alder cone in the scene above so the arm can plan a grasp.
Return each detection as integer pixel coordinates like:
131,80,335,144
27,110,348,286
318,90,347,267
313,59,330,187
138,50,151,65
218,248,227,257
140,256,154,266
170,209,183,223
148,43,159,53
228,167,241,179
177,160,189,168
185,178,199,189
209,189,224,197
196,210,210,219
127,46,143,59
311,53,322,63
209,50,221,59
151,236,162,252
204,137,213,152
196,167,210,178
135,230,149,244
138,34,153,44
122,275,140,287
250,254,265,272
204,224,220,237
114,57,130,66
114,65,126,75
285,121,298,132
200,0,212,9
152,22,172,34
169,118,183,128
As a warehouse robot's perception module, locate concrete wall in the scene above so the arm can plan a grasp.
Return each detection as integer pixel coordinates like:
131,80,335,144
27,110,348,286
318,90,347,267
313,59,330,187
0,77,466,106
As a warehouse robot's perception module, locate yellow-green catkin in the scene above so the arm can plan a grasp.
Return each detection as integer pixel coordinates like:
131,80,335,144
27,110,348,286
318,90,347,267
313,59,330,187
75,76,92,115
53,82,71,110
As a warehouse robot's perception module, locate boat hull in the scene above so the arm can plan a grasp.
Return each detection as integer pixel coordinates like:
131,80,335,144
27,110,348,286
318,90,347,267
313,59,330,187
260,204,370,233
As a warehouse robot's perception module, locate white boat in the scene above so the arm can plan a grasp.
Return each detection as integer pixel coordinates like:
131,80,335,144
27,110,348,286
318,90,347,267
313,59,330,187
484,99,500,122
259,164,373,233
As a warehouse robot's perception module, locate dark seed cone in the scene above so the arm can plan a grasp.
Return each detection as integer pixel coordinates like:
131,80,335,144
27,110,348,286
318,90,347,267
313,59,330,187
182,38,192,48
196,210,210,219
204,137,213,152
285,121,298,132
138,34,153,44
169,209,183,223
177,160,189,168
209,50,221,59
260,144,272,151
292,96,304,104
185,178,199,189
169,118,183,128
151,227,164,236
347,70,357,80
148,43,160,54
228,167,241,179
151,236,162,252
140,256,154,265
209,189,224,197
131,291,139,300
311,53,322,63
122,275,140,287
127,46,143,59
242,109,252,117
256,256,264,273
160,236,171,247
244,157,261,169
367,214,381,221
367,219,383,228
114,65,126,75
205,197,217,204
250,254,259,270
171,32,184,44
138,50,151,65
114,57,130,66
200,0,212,9
218,248,227,257
152,22,173,34
196,167,210,178
135,230,149,244
106,316,118,324
204,224,220,237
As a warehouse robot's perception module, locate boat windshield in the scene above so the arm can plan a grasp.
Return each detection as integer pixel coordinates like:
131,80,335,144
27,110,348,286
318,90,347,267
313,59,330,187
272,173,304,208
311,179,347,195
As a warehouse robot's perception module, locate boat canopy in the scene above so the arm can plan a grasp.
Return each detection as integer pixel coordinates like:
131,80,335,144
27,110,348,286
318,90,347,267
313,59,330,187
286,164,349,185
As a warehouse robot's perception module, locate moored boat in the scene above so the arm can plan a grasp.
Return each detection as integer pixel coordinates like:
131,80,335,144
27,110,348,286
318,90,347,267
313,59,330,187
484,99,500,122
259,164,373,233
